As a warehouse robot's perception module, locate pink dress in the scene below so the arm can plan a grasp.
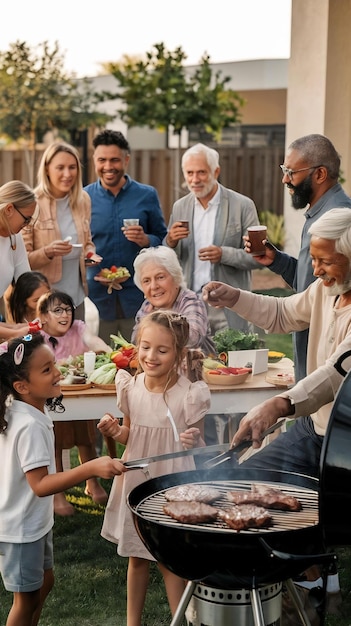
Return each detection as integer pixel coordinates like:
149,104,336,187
101,369,211,559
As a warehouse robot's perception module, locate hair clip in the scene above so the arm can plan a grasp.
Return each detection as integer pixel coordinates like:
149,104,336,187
13,334,33,365
0,341,8,356
14,343,24,365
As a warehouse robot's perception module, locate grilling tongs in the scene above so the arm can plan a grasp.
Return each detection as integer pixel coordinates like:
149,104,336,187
203,419,287,469
123,420,286,470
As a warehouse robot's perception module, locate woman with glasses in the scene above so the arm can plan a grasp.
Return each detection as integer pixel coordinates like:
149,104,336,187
37,289,112,515
0,180,38,340
22,141,101,321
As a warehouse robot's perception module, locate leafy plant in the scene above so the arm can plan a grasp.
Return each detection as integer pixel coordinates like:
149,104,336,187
212,328,266,353
258,211,285,250
104,42,244,147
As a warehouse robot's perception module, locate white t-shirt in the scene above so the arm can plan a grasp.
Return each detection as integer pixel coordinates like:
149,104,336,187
0,234,30,298
192,187,221,294
0,399,55,542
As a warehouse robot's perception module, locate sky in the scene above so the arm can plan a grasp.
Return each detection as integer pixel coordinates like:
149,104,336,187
2,0,292,77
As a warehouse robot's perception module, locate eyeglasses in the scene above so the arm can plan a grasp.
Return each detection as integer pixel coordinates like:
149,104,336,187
279,165,322,180
13,205,32,226
49,307,74,317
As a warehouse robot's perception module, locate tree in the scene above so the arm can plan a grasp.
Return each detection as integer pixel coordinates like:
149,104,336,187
104,42,245,146
0,40,113,184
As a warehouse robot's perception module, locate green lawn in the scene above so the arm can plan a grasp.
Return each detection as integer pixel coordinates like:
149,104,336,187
1,480,349,625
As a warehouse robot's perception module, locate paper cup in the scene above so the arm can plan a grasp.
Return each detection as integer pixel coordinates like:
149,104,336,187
247,225,267,255
123,218,139,228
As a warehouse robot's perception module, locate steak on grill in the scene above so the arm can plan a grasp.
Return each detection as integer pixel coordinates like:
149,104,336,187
217,504,272,531
163,501,219,524
227,484,302,511
164,484,220,503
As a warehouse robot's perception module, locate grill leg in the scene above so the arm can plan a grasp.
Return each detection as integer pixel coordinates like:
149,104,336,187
170,580,196,626
284,578,312,626
250,587,266,626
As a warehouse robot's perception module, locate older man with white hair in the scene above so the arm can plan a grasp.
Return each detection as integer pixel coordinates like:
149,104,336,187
203,207,351,477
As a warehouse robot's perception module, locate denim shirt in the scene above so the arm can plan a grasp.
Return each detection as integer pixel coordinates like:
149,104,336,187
84,176,167,319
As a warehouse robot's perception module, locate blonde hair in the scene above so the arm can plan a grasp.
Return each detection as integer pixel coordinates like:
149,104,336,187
135,310,189,395
35,141,83,209
0,180,35,212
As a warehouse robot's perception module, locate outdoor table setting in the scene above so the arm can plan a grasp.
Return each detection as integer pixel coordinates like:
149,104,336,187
57,357,295,422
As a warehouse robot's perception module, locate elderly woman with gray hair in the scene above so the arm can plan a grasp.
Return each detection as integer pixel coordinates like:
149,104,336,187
132,246,216,356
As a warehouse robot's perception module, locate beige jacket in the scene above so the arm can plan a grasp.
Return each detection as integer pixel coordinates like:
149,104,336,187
22,191,95,295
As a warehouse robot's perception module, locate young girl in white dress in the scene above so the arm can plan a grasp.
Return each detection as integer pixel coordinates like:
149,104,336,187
98,310,211,626
0,333,125,626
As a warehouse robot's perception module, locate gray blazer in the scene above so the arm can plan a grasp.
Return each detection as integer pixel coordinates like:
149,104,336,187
164,184,262,331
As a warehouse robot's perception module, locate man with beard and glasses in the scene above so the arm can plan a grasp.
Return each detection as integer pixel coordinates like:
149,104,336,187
246,134,351,382
84,130,167,344
164,142,262,336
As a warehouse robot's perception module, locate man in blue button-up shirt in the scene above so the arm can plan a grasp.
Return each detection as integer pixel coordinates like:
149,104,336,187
84,130,167,344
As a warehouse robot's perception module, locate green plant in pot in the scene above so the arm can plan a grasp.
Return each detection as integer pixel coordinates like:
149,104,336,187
213,328,266,361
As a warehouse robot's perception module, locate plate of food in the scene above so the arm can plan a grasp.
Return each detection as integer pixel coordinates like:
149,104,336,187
268,351,285,364
265,372,294,388
91,383,116,390
94,266,131,293
60,381,92,391
203,367,251,386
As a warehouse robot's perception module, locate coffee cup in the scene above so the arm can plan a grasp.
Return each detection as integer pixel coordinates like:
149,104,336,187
179,220,189,230
123,218,139,229
247,225,267,255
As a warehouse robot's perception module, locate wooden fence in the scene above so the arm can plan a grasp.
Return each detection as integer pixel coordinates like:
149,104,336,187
0,145,284,224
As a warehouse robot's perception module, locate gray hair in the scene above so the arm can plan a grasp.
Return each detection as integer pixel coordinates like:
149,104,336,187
181,143,220,175
0,180,35,211
288,134,340,180
309,208,351,257
133,247,187,290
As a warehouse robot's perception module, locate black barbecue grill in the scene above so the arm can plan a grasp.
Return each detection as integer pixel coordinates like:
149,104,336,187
128,468,327,585
127,366,351,625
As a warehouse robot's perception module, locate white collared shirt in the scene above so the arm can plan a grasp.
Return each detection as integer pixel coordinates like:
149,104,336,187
192,186,221,293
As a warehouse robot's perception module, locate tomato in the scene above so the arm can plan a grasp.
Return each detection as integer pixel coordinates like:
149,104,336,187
122,346,136,358
111,352,130,368
110,265,118,273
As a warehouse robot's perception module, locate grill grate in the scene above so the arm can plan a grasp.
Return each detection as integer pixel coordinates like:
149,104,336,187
134,479,319,534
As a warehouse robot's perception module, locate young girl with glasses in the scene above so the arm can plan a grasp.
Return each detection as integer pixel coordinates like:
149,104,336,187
37,290,112,515
98,310,211,625
0,333,125,626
